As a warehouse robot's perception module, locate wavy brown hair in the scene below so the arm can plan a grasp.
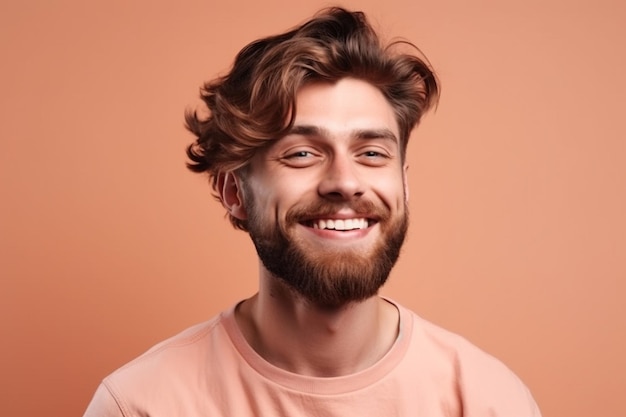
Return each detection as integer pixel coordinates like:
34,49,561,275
186,7,439,230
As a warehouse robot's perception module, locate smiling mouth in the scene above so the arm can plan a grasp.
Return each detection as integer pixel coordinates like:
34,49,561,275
304,218,372,231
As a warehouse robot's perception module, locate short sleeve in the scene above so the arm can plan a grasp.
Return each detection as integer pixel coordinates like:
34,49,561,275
83,383,125,417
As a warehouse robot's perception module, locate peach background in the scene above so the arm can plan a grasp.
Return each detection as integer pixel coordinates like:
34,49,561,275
1,0,625,416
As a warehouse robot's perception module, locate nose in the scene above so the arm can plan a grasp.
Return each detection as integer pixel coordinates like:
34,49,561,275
317,156,365,200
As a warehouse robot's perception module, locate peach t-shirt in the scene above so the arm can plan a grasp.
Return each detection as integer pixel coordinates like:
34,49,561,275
83,300,541,416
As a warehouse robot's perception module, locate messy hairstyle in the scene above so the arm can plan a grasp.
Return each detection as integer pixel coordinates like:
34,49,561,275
186,7,439,230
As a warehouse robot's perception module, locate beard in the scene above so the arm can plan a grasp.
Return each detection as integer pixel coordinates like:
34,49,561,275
243,195,408,309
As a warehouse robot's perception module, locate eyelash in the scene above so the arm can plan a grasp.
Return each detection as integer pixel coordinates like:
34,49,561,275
280,148,391,168
286,150,387,158
287,150,314,158
362,150,385,158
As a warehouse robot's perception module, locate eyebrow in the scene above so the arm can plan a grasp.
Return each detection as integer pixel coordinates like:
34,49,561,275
287,124,399,144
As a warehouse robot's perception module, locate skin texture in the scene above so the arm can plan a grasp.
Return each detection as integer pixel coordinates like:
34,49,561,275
221,78,409,377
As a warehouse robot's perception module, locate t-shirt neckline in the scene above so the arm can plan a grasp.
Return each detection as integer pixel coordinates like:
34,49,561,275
219,297,413,395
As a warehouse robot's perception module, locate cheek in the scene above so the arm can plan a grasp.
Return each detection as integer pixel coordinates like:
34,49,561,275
370,172,406,207
244,182,289,222
266,173,318,206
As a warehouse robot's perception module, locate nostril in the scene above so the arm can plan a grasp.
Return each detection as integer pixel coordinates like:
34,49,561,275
318,177,366,199
321,190,362,201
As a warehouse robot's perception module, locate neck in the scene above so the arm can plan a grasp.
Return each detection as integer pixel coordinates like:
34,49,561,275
235,266,399,377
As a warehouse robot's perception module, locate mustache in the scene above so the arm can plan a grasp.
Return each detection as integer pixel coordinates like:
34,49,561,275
285,199,390,223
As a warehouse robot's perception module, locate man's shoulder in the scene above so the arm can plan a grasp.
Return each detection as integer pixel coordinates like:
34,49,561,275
408,309,497,362
84,310,235,417
102,310,229,394
399,304,510,367
399,304,541,416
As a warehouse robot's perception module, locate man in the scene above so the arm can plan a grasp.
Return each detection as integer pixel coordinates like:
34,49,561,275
84,7,541,416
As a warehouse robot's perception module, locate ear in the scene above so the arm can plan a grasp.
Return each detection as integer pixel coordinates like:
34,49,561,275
217,171,248,220
403,163,409,204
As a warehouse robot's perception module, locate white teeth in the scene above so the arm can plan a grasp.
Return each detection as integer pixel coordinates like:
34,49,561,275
311,218,368,230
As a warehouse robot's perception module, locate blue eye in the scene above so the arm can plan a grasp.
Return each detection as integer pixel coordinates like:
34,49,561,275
290,151,312,158
280,149,319,168
362,150,389,159
357,149,391,167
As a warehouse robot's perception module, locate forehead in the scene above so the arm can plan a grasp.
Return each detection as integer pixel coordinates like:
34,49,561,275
292,78,400,141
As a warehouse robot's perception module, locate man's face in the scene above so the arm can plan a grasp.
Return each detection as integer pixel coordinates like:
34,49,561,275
239,78,409,308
